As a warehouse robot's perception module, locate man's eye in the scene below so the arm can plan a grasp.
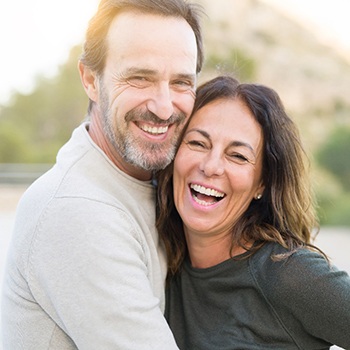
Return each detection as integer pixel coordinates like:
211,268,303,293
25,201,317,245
173,80,193,91
175,80,190,85
127,77,151,88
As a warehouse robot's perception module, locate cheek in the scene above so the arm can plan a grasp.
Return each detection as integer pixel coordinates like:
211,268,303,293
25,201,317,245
173,90,196,116
173,152,191,204
229,167,259,193
111,86,148,113
173,146,195,175
173,158,185,191
172,169,184,212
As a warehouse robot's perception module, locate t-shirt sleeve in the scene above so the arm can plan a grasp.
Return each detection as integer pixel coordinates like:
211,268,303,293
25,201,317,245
27,197,179,350
254,246,350,348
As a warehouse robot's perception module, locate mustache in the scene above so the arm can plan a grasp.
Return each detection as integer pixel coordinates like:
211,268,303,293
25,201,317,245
125,109,187,125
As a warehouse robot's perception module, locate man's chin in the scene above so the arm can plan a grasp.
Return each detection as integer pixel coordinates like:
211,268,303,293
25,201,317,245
123,139,177,171
139,157,172,172
128,152,174,171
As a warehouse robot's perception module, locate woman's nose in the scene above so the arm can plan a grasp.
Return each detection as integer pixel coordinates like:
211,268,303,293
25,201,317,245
199,152,225,177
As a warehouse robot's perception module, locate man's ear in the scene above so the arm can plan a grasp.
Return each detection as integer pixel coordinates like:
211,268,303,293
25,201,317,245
78,61,98,102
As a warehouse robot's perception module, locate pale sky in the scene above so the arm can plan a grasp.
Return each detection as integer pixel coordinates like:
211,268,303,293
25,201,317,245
0,0,99,104
0,0,349,105
261,0,350,55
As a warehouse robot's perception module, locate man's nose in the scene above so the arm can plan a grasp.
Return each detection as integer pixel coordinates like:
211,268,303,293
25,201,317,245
146,83,174,121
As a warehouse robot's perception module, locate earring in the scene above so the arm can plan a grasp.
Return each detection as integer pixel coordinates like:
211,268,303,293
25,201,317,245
255,194,262,200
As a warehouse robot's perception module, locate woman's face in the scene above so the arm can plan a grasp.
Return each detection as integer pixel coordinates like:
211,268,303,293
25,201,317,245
173,98,265,240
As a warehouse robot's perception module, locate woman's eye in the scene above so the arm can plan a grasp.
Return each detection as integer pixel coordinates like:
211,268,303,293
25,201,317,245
185,140,206,149
229,153,249,163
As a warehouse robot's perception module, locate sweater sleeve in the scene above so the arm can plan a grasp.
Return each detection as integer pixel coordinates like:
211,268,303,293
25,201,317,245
253,245,350,349
27,196,179,350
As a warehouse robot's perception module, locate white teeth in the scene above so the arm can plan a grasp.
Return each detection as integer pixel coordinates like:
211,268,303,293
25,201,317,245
190,184,225,198
193,196,213,206
140,125,168,134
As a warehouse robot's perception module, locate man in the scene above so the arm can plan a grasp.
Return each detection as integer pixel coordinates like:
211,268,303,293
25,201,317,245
1,0,204,348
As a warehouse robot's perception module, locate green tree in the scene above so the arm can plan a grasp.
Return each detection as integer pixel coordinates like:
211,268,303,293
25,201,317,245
0,45,88,163
316,127,350,191
204,47,257,82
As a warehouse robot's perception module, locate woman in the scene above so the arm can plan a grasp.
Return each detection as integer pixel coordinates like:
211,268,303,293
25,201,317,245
156,76,350,349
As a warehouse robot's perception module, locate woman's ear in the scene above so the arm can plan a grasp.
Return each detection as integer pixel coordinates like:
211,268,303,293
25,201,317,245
78,61,98,102
254,182,265,200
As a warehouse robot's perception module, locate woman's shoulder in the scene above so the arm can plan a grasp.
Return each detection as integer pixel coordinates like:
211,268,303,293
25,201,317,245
249,243,350,347
251,242,334,280
249,241,350,300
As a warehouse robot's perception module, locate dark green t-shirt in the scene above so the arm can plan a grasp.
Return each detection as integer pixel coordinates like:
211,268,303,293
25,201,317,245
166,242,350,350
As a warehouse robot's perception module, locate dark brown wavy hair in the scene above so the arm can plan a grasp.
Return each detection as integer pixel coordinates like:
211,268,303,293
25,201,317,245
156,76,320,276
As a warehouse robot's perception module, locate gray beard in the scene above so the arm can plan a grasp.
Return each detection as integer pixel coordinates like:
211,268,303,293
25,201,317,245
98,83,185,171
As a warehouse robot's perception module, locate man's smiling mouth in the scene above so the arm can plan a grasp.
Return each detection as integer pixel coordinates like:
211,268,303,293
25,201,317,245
139,124,169,135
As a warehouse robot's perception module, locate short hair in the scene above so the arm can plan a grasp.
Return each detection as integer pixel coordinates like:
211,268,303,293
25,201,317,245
80,0,204,75
157,76,319,276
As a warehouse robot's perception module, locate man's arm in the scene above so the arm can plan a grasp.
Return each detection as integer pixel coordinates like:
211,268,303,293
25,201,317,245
29,197,179,349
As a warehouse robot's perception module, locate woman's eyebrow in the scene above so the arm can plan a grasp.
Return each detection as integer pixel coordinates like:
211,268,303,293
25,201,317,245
228,140,255,153
185,128,210,139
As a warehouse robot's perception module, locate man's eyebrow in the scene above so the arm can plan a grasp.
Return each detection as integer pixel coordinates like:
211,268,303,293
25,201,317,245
123,68,196,81
123,67,157,76
174,73,197,82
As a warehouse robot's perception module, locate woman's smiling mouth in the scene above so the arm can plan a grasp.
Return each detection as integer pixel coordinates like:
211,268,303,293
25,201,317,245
190,183,225,206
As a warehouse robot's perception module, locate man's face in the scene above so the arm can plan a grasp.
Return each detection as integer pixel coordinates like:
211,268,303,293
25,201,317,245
96,11,197,174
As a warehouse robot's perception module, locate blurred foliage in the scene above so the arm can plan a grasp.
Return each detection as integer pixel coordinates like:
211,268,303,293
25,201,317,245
313,127,350,226
204,47,257,81
317,190,350,226
316,127,350,191
0,45,88,163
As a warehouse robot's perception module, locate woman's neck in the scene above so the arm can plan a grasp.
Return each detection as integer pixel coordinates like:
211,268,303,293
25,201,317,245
185,232,249,269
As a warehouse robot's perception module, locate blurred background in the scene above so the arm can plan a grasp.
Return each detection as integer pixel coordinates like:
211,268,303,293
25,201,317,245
0,0,349,348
